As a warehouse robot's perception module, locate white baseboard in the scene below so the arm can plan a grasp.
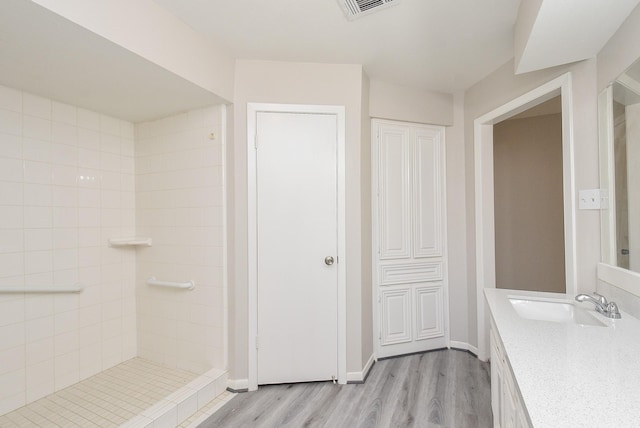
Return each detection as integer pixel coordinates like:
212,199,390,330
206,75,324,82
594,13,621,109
346,353,375,383
450,341,479,356
226,378,249,392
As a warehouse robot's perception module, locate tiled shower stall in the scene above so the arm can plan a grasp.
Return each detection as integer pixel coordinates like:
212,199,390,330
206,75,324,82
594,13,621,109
0,84,228,426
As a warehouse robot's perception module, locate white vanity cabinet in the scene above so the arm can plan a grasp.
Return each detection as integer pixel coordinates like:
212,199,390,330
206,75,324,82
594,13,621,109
490,318,531,428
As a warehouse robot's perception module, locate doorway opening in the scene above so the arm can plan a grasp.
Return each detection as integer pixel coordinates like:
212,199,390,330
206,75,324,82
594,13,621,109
493,96,566,293
474,74,577,361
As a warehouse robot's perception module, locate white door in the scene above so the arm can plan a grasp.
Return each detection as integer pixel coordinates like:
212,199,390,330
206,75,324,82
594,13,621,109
256,111,338,385
372,120,448,359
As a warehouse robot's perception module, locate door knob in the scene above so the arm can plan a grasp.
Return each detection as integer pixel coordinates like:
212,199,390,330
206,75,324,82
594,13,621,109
324,256,335,266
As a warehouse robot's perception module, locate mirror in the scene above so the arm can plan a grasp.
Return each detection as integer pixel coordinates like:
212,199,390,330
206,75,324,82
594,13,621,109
599,57,640,274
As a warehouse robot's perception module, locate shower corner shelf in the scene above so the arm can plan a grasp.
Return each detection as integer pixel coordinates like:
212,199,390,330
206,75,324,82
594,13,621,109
108,237,153,247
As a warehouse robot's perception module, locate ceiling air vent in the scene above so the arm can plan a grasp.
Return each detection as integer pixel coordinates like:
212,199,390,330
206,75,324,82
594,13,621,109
338,0,401,21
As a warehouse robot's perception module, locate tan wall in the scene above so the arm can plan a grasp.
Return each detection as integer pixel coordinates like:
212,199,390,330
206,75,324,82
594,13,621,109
369,80,454,126
230,60,368,382
360,71,373,368
447,92,469,344
597,4,640,91
493,113,566,293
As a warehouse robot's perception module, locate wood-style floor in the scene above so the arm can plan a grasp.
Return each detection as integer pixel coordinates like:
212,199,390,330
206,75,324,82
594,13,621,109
199,349,492,428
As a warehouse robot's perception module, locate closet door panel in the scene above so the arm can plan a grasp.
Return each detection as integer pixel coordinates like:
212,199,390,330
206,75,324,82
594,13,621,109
379,125,411,260
380,287,412,346
415,284,444,341
413,129,443,258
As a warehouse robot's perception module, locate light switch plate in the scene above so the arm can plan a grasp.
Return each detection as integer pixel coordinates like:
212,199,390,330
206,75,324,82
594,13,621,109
579,189,603,209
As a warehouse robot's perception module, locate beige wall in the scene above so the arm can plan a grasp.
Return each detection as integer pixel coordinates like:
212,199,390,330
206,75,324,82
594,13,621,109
230,60,369,381
597,4,640,91
493,113,566,293
369,80,454,126
464,57,600,348
360,71,373,369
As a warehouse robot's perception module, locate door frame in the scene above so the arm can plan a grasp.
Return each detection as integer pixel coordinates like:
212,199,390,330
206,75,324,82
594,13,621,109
474,73,577,361
247,103,347,390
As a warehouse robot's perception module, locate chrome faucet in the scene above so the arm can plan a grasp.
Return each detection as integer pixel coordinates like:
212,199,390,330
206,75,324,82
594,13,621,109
575,292,621,319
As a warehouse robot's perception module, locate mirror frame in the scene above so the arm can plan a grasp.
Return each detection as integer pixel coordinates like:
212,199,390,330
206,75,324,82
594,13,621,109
598,85,640,294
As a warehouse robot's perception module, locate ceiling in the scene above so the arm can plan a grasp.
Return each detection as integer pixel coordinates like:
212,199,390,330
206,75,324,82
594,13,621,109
4,0,638,123
154,0,522,93
0,0,223,122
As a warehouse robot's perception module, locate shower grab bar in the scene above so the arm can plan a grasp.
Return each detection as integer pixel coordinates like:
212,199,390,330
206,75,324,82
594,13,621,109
147,277,195,290
0,284,84,294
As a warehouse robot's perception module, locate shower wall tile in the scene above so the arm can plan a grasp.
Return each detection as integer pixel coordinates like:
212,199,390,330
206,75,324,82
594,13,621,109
136,106,225,374
0,84,136,414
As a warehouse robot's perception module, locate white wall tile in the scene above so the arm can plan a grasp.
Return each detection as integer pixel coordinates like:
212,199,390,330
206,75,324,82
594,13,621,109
23,94,51,120
24,250,52,275
77,128,100,150
23,184,52,207
100,152,120,172
100,133,121,154
25,316,54,343
51,142,78,166
53,207,78,228
23,161,52,185
0,229,23,254
79,343,101,379
77,109,99,131
25,359,54,402
24,229,52,252
25,337,54,366
25,295,53,321
0,109,22,135
0,132,22,159
53,186,78,208
52,228,78,249
51,122,77,147
0,253,24,278
23,116,51,141
24,206,52,229
0,323,25,351
54,311,77,336
0,297,24,327
22,138,52,163
53,248,78,271
0,346,24,376
0,85,22,112
0,158,24,182
0,370,25,400
52,165,78,187
52,102,76,125
0,181,24,206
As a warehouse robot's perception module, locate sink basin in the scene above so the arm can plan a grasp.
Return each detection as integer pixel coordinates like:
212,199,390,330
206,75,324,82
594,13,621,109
509,297,606,327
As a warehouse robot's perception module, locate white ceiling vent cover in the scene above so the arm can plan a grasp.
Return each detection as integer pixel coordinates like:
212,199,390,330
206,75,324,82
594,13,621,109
338,0,401,20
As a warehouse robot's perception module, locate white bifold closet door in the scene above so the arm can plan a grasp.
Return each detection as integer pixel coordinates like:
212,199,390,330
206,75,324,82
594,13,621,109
372,119,449,359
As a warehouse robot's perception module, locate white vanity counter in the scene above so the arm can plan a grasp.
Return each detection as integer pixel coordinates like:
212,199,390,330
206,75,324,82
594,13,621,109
485,288,640,427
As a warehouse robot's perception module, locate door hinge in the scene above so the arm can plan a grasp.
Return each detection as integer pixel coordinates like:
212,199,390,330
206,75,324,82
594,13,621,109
331,375,337,384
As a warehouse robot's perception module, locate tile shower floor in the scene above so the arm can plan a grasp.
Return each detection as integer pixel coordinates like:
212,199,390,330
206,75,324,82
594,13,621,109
0,358,229,427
